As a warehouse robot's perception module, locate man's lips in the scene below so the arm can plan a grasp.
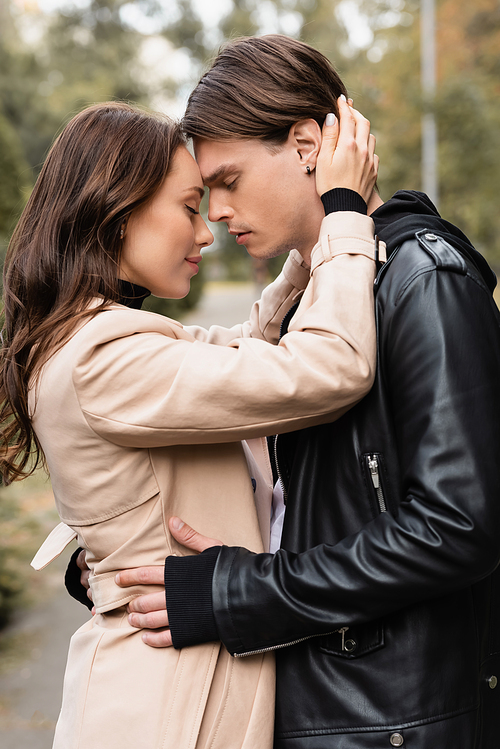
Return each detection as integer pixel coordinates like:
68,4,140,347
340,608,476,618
235,232,251,245
229,229,252,245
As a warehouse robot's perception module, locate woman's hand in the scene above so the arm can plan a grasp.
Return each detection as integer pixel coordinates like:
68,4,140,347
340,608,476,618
315,96,378,204
76,549,92,601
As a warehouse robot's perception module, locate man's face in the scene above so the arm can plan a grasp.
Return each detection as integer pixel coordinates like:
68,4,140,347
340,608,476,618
194,136,323,260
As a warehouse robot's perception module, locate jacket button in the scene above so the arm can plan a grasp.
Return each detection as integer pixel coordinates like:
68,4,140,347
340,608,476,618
390,733,404,746
344,639,357,653
488,675,498,689
425,233,438,241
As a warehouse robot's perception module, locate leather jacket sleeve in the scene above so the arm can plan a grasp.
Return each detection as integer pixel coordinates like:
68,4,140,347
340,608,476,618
207,252,500,656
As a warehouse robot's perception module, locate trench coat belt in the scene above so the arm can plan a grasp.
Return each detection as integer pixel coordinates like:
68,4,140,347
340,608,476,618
31,522,165,614
89,572,165,614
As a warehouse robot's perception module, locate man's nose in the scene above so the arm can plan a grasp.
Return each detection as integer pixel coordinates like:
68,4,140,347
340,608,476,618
208,192,233,224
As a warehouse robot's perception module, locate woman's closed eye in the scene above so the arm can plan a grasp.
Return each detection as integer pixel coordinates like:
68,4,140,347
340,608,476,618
184,204,199,215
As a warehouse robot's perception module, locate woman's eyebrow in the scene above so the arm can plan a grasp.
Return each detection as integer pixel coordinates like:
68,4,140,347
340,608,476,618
183,186,205,198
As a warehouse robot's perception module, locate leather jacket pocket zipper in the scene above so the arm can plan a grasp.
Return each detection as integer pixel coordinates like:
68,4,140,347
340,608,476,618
234,629,339,657
234,627,358,659
319,621,385,658
363,453,388,514
333,626,356,653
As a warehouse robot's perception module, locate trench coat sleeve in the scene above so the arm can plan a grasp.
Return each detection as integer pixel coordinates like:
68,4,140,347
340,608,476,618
199,259,500,656
73,212,377,447
183,250,310,345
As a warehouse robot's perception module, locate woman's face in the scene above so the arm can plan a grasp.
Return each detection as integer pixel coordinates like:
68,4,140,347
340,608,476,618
119,146,213,298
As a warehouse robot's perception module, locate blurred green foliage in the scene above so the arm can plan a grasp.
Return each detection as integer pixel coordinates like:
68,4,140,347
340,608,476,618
0,111,30,252
2,0,500,281
0,493,42,628
343,0,500,267
1,0,151,172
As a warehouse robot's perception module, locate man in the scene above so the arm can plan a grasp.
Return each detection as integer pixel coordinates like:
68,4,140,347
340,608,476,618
79,36,500,748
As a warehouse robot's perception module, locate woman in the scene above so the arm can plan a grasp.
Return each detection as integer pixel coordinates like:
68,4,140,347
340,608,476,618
1,100,379,748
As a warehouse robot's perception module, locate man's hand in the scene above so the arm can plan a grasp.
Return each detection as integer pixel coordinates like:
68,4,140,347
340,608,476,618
115,517,222,648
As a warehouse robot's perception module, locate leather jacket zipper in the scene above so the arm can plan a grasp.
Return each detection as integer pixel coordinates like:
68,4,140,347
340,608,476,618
368,454,387,513
234,628,345,658
274,434,288,504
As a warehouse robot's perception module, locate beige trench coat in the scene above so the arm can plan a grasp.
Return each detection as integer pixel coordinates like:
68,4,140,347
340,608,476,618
31,213,382,749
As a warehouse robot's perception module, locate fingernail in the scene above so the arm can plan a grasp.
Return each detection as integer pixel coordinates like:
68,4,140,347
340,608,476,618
171,517,184,531
115,573,121,584
325,113,336,127
142,634,148,643
340,94,347,102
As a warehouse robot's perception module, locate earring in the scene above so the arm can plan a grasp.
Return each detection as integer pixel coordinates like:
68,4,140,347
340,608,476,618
120,228,124,239
306,166,311,175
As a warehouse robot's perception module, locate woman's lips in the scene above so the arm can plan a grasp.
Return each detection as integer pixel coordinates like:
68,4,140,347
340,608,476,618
185,256,202,272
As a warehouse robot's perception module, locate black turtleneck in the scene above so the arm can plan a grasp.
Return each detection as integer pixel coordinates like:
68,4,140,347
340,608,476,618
117,280,151,309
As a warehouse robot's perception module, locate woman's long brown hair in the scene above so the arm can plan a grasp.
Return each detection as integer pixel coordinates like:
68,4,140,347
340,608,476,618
0,102,184,483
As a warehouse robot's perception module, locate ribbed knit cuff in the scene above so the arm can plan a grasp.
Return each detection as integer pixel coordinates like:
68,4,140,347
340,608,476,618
65,547,93,611
165,546,221,649
321,188,367,216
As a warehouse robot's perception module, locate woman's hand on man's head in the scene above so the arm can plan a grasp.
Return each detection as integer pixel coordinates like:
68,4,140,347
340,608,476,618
315,96,378,204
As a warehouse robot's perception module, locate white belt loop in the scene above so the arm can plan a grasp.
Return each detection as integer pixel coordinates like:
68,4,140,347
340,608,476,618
31,522,77,570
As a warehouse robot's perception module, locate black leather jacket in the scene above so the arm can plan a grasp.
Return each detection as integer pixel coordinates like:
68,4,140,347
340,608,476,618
194,194,500,748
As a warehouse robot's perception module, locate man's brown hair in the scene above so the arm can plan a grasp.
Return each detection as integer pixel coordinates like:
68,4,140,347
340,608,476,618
183,34,348,144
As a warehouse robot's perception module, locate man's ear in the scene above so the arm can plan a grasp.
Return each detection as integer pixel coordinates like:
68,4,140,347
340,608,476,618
288,119,322,173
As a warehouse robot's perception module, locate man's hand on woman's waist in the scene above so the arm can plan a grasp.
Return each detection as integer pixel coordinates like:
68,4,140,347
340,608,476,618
115,517,223,648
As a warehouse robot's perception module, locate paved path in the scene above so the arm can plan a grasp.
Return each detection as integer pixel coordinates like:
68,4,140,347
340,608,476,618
0,282,259,748
182,281,259,329
0,568,89,749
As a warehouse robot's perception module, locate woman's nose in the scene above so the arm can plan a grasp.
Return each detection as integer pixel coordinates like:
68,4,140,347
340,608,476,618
197,216,214,249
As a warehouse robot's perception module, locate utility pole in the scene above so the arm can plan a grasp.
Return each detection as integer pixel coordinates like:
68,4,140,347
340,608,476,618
421,0,438,206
